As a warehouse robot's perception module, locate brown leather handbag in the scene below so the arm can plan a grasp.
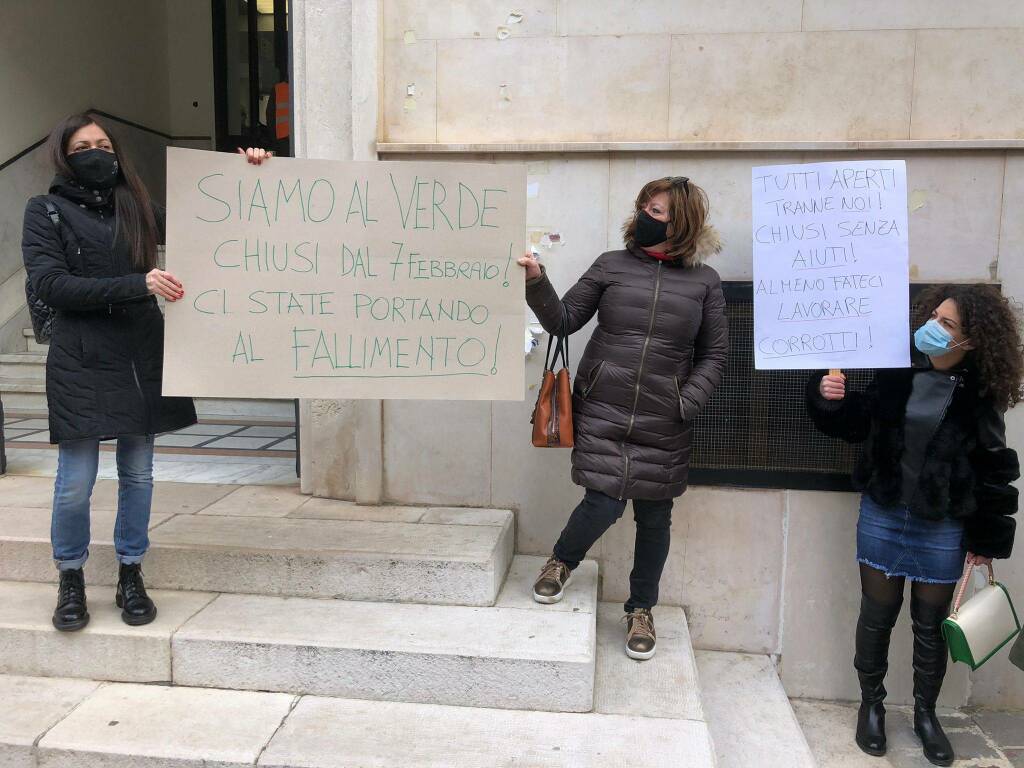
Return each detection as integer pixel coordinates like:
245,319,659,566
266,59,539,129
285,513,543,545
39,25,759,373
531,314,574,447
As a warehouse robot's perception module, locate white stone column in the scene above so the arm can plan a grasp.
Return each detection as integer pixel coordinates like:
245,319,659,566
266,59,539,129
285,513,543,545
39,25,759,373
292,0,383,502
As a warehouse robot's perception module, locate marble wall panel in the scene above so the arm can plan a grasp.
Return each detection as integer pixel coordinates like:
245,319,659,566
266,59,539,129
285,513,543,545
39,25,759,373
382,40,437,143
668,32,915,142
911,30,1024,141
384,0,556,41
803,1,1024,31
557,0,802,35
436,35,671,143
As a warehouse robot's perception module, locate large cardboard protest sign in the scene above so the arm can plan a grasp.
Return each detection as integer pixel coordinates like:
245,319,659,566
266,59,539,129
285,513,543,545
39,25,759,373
752,160,909,370
163,148,526,400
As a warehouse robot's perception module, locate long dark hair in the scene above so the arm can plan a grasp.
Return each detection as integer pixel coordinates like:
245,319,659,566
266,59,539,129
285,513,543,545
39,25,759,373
912,283,1024,409
47,113,158,271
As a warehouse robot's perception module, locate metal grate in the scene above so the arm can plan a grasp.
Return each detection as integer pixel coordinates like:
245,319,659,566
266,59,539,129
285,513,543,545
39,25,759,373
688,282,873,491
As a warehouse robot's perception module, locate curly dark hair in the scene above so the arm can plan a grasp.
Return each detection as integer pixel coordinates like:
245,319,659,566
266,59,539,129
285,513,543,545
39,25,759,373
911,284,1024,409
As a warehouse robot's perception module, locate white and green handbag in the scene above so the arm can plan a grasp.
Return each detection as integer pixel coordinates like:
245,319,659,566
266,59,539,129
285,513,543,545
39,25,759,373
942,560,1020,670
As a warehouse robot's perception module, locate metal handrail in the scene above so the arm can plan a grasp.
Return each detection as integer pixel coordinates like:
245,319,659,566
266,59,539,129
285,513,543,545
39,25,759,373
0,108,211,173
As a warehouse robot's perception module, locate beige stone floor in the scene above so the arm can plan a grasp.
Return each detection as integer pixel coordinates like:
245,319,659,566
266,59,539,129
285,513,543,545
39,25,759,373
2,446,297,485
794,698,1024,768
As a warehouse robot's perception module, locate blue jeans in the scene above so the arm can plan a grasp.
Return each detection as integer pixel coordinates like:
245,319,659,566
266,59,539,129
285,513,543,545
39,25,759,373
51,435,155,571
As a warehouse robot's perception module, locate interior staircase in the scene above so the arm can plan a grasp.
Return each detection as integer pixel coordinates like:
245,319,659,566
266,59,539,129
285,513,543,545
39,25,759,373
0,480,816,767
0,329,293,421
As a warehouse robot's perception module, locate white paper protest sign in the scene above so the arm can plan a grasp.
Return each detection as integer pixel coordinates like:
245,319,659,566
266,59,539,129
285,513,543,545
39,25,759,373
162,147,526,400
751,160,909,370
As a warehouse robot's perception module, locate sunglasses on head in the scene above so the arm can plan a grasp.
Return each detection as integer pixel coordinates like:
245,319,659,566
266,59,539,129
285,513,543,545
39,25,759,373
665,176,690,193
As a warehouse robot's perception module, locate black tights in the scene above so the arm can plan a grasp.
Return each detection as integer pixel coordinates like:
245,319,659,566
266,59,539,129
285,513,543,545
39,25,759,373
859,563,956,612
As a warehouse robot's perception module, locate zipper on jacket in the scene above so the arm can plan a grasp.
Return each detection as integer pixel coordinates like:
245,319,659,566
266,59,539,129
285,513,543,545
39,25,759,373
583,360,606,399
619,261,664,499
924,373,960,449
624,262,663,440
619,451,631,501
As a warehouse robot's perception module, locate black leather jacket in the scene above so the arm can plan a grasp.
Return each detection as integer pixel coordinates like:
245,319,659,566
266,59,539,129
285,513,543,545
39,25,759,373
806,366,1018,559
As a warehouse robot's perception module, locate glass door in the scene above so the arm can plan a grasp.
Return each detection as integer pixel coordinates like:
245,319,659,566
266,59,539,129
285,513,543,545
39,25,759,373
212,0,291,157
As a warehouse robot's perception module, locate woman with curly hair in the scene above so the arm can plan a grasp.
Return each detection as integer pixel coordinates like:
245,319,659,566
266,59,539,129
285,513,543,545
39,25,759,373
806,284,1022,766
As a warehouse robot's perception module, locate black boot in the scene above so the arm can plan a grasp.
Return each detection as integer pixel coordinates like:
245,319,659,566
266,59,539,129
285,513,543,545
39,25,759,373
52,568,90,631
853,594,903,756
911,596,955,767
116,562,157,626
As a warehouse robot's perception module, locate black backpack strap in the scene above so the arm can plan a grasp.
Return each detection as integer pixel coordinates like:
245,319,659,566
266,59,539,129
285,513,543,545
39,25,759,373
43,198,61,228
41,195,78,252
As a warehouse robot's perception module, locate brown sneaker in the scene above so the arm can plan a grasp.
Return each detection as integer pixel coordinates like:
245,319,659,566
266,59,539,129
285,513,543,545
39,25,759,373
624,608,657,660
532,556,572,604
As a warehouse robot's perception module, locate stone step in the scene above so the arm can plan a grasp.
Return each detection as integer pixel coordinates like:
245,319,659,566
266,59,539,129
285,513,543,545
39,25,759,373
0,557,597,712
0,377,45,394
0,674,714,768
0,378,46,411
171,556,596,711
259,694,713,768
0,392,46,411
594,601,706,722
193,397,296,420
6,336,293,420
0,581,217,683
21,328,49,354
0,501,514,606
0,353,47,380
176,556,598,712
696,650,816,768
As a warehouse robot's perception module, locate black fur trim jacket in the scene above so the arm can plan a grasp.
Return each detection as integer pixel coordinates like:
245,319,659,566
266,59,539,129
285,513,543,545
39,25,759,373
806,368,1018,559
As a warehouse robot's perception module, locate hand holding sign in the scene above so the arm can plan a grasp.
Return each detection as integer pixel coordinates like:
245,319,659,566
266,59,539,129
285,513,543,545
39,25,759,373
820,372,847,400
162,148,526,401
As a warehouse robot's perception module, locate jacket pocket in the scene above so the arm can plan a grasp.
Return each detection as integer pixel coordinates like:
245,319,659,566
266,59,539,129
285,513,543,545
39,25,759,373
582,360,607,399
674,375,687,422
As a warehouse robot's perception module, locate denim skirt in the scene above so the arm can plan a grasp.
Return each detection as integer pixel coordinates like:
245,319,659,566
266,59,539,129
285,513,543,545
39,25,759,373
856,494,966,584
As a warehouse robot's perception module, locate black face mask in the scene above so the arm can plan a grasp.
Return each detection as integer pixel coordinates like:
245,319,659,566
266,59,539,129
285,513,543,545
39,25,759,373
66,148,120,190
633,210,669,248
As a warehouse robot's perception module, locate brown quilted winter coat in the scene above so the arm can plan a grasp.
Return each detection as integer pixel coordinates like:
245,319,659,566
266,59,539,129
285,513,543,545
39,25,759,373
526,231,728,500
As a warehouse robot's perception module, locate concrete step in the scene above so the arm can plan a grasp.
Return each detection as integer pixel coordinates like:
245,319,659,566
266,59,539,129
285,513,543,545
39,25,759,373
0,378,46,411
0,581,217,682
259,694,713,768
171,557,597,712
21,329,49,354
0,377,45,394
0,558,597,712
0,353,46,380
0,502,514,606
696,650,816,768
7,334,292,420
594,602,706,722
1,674,715,767
194,397,295,420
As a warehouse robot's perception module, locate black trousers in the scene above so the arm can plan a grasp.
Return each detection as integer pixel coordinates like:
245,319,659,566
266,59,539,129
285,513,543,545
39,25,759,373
552,488,673,613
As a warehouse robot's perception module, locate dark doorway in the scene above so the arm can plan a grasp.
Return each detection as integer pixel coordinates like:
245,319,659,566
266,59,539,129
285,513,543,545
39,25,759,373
212,0,291,157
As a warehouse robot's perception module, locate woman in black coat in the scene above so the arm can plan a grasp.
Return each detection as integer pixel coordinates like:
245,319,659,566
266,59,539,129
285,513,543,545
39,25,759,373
22,113,270,632
807,284,1022,766
517,177,728,660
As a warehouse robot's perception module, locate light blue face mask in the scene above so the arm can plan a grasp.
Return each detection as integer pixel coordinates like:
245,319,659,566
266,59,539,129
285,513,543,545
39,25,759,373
914,319,969,357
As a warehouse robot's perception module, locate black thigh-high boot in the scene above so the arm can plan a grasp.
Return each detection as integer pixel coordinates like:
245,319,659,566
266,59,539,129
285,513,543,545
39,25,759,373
911,595,955,766
854,594,903,756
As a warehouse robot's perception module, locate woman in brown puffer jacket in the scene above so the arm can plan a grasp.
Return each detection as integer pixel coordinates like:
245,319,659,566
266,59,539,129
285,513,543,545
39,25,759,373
518,176,728,660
